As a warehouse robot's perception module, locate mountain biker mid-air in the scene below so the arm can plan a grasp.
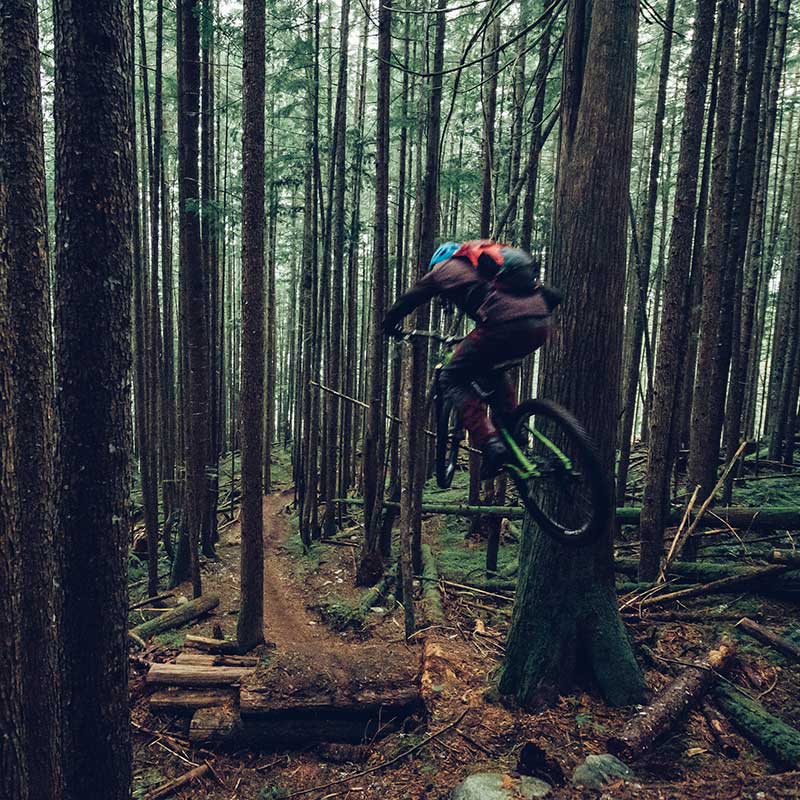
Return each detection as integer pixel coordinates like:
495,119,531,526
382,239,561,479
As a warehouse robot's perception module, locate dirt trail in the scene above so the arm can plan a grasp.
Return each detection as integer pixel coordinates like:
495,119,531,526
258,489,414,694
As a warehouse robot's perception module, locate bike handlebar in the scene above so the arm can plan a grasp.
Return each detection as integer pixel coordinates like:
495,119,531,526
399,328,464,346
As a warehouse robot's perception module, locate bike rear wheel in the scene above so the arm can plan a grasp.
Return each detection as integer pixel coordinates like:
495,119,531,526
508,399,609,546
436,395,463,489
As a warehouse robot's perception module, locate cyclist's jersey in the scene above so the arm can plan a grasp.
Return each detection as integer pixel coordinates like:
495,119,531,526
384,256,552,328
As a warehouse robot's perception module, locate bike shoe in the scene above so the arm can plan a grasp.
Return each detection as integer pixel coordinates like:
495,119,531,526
480,435,509,481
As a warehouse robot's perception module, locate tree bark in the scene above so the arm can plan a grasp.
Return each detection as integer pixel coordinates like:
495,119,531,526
0,118,29,800
53,2,134,796
722,0,773,500
637,0,719,579
322,0,350,538
360,0,392,577
0,2,62,795
179,0,206,597
607,640,735,760
498,0,645,707
616,0,676,508
687,0,739,503
237,0,266,650
132,594,221,640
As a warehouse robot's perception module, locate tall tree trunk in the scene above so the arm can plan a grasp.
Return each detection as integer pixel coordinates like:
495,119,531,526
616,0,676,507
53,1,134,796
407,0,447,573
132,74,159,596
678,10,724,453
722,0,772,499
499,0,645,705
201,0,219,556
479,15,500,238
0,2,62,796
520,0,553,254
322,0,350,538
687,0,739,503
637,0,718,580
343,12,369,496
179,0,206,597
360,0,392,580
0,87,29,800
237,0,266,651
138,0,163,584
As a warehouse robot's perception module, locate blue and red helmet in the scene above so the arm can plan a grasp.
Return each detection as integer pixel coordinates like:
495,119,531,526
429,241,460,270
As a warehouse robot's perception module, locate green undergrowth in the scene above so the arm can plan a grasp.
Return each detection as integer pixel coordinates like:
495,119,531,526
132,768,166,799
268,447,293,487
154,630,186,649
314,598,366,631
422,466,471,504
259,786,288,800
431,507,519,584
731,473,800,508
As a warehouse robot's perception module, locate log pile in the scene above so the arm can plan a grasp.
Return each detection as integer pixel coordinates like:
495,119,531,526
145,640,423,748
149,688,237,714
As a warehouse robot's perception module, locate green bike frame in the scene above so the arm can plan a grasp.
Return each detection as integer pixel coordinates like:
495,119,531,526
499,424,573,481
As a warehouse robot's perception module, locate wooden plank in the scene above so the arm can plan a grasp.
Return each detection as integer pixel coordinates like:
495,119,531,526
146,663,250,686
239,685,422,717
149,688,236,714
175,652,259,667
184,634,242,654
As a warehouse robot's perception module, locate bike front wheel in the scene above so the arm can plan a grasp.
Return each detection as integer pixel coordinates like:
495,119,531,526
508,399,609,546
435,396,463,489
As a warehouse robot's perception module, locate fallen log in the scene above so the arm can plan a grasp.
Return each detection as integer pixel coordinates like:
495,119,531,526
337,498,800,529
713,683,800,769
149,688,237,714
607,640,735,760
239,686,423,718
616,559,800,599
190,706,243,744
130,594,220,641
701,701,739,759
146,663,251,687
195,687,424,746
420,640,459,710
615,557,798,583
622,611,748,624
174,652,259,667
184,634,242,654
770,549,800,567
357,564,396,617
736,617,800,662
420,545,445,624
130,591,175,611
636,565,790,608
142,763,210,800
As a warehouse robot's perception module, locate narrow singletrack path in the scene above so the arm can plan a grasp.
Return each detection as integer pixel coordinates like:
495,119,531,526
255,488,416,698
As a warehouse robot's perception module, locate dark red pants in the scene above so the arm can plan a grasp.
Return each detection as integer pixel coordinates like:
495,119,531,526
439,317,550,447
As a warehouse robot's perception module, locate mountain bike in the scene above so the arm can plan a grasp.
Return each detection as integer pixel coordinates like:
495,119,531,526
400,329,610,546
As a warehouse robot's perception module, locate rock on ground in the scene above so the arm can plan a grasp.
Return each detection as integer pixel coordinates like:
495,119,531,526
451,771,551,799
571,753,633,790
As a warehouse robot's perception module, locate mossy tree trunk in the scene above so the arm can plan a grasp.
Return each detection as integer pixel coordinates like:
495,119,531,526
498,0,645,708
